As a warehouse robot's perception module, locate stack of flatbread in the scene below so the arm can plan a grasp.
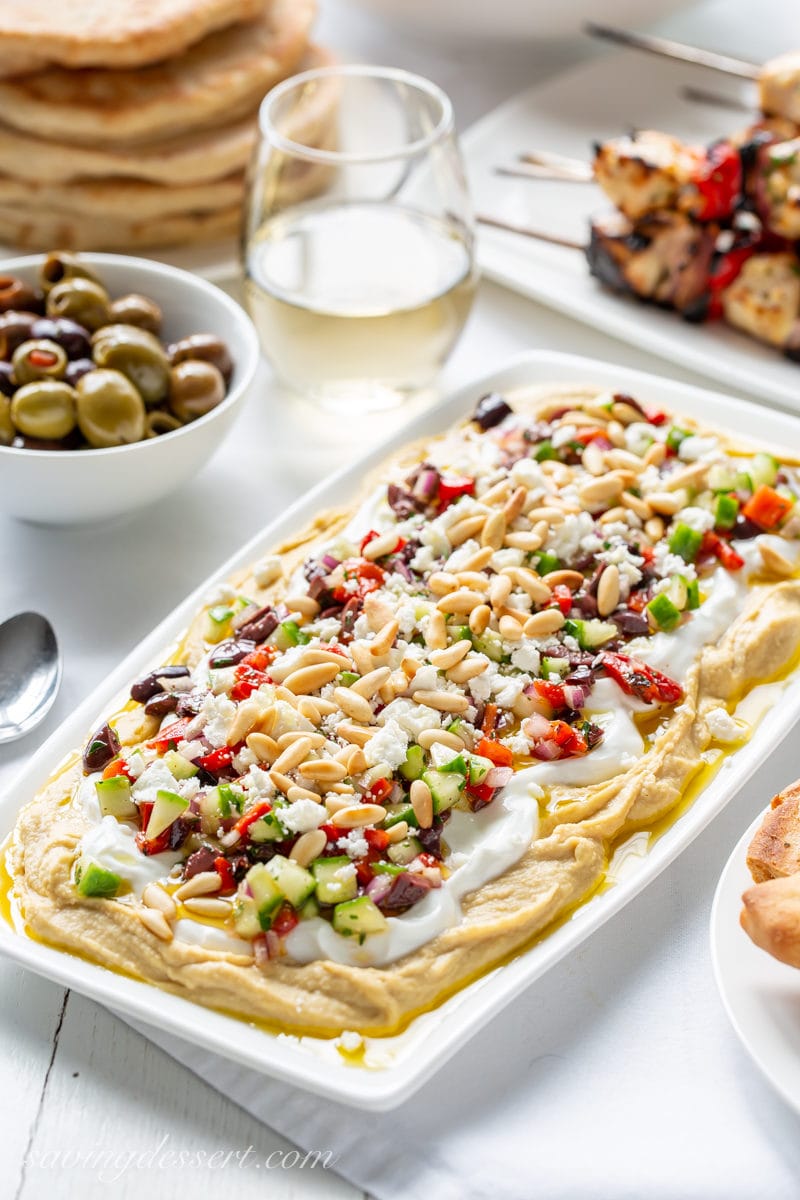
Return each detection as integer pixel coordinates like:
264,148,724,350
0,0,329,251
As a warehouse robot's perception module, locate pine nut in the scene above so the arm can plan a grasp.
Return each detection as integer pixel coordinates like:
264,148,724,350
430,639,471,669
597,564,621,616
277,730,326,748
760,542,796,577
499,615,523,640
329,782,356,794
458,545,495,572
428,571,459,595
611,400,642,424
336,722,376,746
523,609,566,637
527,507,565,525
290,829,327,867
664,462,708,491
298,759,348,782
350,643,374,674
598,506,629,526
142,883,177,920
140,908,173,941
325,795,351,815
448,514,485,546
299,648,353,668
386,821,410,843
370,619,399,657
645,516,665,541
362,530,402,560
271,735,312,774
313,697,339,716
257,705,278,735
226,699,261,746
489,573,512,608
175,871,221,901
621,491,652,520
411,690,470,713
606,419,625,447
646,491,684,515
283,662,340,694
469,603,491,635
333,687,374,723
502,567,551,604
447,657,489,683
437,589,484,614
351,666,392,698
504,530,544,552
425,609,448,650
644,441,667,468
283,595,320,617
246,731,278,763
579,475,623,508
269,770,293,794
481,509,507,550
287,784,324,803
543,569,584,590
182,897,232,918
503,486,527,522
410,779,433,830
331,803,388,829
480,479,510,506
582,442,606,476
297,698,322,725
401,657,419,680
606,447,644,471
344,746,368,774
453,571,491,591
418,728,464,751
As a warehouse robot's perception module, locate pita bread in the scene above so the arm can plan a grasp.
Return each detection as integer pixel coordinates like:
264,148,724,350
0,204,242,252
0,0,263,75
0,174,244,221
0,0,316,145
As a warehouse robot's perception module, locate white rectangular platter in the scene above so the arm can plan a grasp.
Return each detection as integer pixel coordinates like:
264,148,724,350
462,1,800,415
2,350,800,1111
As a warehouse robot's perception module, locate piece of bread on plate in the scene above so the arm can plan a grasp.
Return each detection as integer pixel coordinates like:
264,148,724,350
741,782,800,967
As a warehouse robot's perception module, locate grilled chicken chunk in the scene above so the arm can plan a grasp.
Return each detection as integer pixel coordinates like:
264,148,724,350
753,137,800,238
587,210,715,313
593,130,698,221
760,52,800,126
721,252,800,348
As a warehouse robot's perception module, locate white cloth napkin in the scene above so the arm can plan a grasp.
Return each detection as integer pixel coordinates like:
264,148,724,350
127,732,800,1200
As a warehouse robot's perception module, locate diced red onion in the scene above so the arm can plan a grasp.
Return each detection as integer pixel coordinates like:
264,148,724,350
523,713,551,740
486,766,514,789
321,554,340,570
366,875,394,905
180,739,205,761
412,468,440,501
562,684,587,711
265,930,281,958
533,740,562,761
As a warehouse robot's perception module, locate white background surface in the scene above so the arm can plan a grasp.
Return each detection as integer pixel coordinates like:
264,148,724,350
2,1,800,1197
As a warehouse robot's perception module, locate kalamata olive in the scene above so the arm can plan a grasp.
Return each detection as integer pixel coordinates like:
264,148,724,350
31,316,91,359
208,639,256,668
65,358,95,387
82,722,120,772
0,276,44,314
92,324,170,406
46,277,111,331
0,310,39,357
144,692,179,718
0,361,15,397
130,664,191,704
168,359,225,423
473,392,512,429
145,409,182,437
235,607,278,643
75,368,146,448
0,396,13,444
12,338,68,384
168,333,233,385
108,293,163,335
11,379,77,440
40,251,102,295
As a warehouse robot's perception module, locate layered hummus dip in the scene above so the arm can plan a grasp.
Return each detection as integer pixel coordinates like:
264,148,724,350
8,384,800,1034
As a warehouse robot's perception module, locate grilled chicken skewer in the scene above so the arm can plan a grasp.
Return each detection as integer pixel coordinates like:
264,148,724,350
477,209,800,361
585,22,800,125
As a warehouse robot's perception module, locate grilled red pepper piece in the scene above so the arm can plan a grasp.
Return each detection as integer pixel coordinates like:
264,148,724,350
741,484,794,531
437,474,475,509
196,745,236,773
598,652,683,705
271,902,299,938
701,531,745,571
234,800,272,839
147,718,189,753
475,737,514,767
694,140,741,221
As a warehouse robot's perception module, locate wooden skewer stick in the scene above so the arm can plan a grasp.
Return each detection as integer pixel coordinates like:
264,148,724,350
584,21,760,81
679,84,755,113
495,163,591,184
520,149,594,177
477,213,584,251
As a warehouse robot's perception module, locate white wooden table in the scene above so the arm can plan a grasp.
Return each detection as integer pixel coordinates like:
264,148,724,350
0,3,789,1197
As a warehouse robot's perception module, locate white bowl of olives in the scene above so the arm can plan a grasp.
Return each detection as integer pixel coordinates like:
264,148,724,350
0,252,260,524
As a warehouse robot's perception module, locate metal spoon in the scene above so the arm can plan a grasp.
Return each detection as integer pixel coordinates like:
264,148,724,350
0,612,61,744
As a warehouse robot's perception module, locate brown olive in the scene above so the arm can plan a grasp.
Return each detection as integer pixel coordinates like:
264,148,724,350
0,276,44,314
0,395,14,444
0,361,15,397
11,380,77,440
39,251,102,295
30,316,91,359
145,409,183,437
168,333,233,385
92,324,170,406
0,310,39,358
75,368,146,448
12,338,68,384
108,293,163,335
46,277,111,331
168,360,225,423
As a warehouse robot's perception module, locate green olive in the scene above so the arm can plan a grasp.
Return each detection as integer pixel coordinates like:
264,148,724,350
12,338,68,384
168,333,233,385
168,360,226,423
145,409,183,437
39,251,102,295
0,395,14,445
76,368,146,448
108,293,163,335
46,277,111,331
91,323,170,406
11,380,77,440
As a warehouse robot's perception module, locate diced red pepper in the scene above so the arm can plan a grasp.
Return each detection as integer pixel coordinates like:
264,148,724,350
639,544,655,565
355,861,374,887
701,530,745,571
213,856,236,894
548,720,588,755
475,737,514,767
360,529,406,556
533,679,567,710
646,408,668,426
241,647,276,671
551,584,573,616
465,781,495,810
367,778,393,804
331,558,385,605
598,652,683,705
271,902,299,938
481,703,499,736
102,758,133,781
231,664,271,701
574,427,612,447
320,823,340,843
196,745,236,774
364,828,390,851
628,590,649,613
147,718,189,753
134,802,172,855
234,800,272,839
742,484,794,531
418,852,439,869
693,140,741,221
437,474,475,509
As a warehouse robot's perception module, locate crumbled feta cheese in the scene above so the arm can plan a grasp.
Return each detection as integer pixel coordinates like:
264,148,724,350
204,582,236,607
678,435,718,462
624,422,655,457
547,511,596,563
199,691,237,747
336,830,369,859
706,706,742,744
253,555,283,588
679,506,715,533
394,600,418,638
232,747,258,773
363,718,409,769
245,765,275,800
509,457,546,492
511,643,540,673
652,541,698,582
378,698,441,738
410,544,436,573
502,730,531,756
334,862,357,882
445,539,482,572
280,800,326,834
491,547,525,571
132,758,179,804
429,742,462,768
551,423,577,449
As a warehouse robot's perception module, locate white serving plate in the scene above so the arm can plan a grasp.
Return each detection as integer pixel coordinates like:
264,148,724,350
3,350,800,1111
712,811,800,1116
462,2,800,415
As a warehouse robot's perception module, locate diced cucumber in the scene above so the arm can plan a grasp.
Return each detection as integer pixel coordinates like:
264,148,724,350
708,464,740,493
198,788,225,835
244,863,284,928
749,452,779,489
421,768,464,813
232,893,262,938
163,749,199,780
332,896,388,940
686,579,701,610
665,574,688,611
437,753,468,776
534,440,556,462
95,776,137,821
248,810,286,843
714,493,739,530
470,629,505,661
541,654,569,677
266,855,316,907
383,802,418,830
372,862,405,875
399,744,425,782
204,605,233,644
144,789,189,840
535,551,561,576
217,783,243,816
274,619,311,650
311,856,358,904
448,624,472,642
647,593,682,632
666,426,689,452
338,670,360,686
387,836,423,865
563,618,618,650
667,522,703,563
298,895,320,921
75,858,122,898
467,753,494,786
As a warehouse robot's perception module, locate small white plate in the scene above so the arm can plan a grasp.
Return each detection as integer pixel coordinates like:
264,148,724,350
3,350,800,1110
711,812,800,1116
461,6,800,415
